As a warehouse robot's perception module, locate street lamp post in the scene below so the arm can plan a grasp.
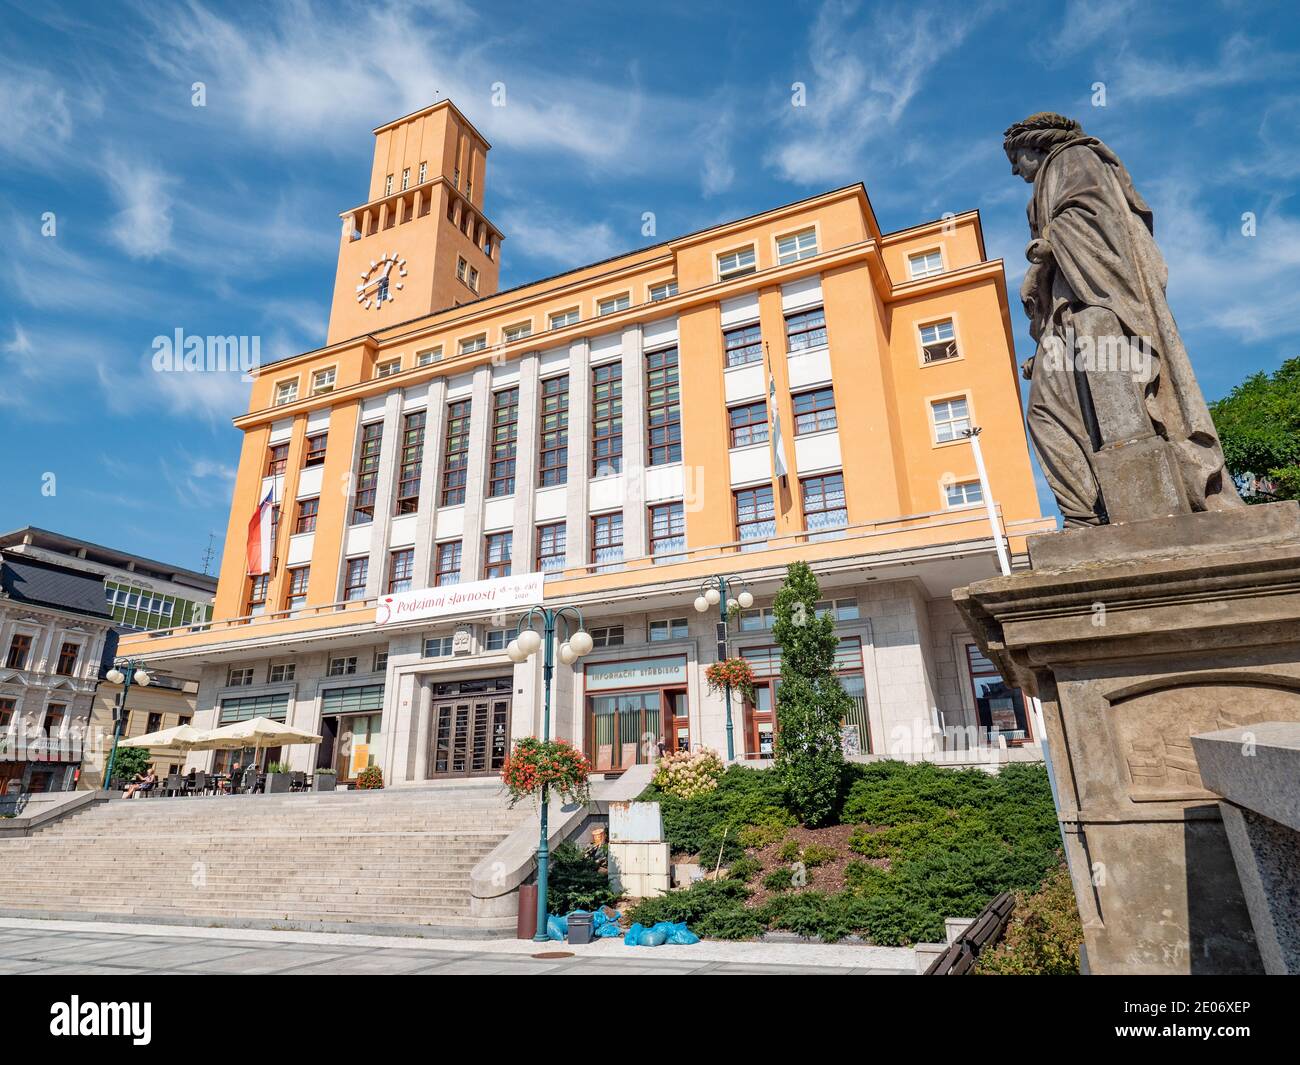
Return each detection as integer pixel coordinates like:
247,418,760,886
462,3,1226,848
102,658,152,790
692,575,755,762
506,606,592,942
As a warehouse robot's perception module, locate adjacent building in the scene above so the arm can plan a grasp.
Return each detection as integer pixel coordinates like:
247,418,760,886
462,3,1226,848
0,528,216,793
120,99,1052,786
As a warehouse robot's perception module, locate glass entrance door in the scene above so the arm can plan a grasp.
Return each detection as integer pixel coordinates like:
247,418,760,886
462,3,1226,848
589,691,660,772
429,695,511,777
337,713,381,781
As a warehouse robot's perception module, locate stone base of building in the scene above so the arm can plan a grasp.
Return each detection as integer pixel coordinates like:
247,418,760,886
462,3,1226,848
954,502,1300,975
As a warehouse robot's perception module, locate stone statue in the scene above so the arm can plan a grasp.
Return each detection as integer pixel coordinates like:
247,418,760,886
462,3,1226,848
1004,112,1242,527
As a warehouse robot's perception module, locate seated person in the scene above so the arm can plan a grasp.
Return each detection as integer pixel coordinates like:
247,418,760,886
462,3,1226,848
123,769,157,799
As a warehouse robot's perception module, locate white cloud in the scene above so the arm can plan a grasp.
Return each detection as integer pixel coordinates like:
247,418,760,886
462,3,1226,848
102,154,175,260
498,208,622,270
1052,0,1137,56
768,0,998,185
0,64,76,169
1112,33,1298,101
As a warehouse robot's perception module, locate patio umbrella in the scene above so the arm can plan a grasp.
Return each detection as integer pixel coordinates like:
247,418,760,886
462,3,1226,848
120,723,207,751
188,717,323,779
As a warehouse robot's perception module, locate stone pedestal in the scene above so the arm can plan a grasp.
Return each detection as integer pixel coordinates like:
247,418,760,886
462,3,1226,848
954,502,1300,974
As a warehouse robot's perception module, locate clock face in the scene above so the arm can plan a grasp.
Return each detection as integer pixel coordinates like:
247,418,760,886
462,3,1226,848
355,252,408,310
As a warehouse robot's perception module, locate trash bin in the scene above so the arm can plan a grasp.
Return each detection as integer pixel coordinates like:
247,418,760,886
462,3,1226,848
516,884,538,940
568,911,594,945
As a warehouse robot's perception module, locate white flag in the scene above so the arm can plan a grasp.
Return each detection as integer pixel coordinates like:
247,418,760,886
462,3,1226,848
768,373,788,480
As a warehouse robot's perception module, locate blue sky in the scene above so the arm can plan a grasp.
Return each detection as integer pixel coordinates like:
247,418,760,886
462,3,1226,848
2,0,1298,572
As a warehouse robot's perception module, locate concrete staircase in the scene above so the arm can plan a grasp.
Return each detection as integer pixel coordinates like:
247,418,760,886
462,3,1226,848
0,784,531,936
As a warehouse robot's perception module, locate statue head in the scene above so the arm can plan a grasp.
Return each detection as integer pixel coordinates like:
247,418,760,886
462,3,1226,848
1003,112,1084,183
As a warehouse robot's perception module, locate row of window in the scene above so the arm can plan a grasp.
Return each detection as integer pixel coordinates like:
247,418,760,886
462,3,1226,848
0,697,69,736
3,634,81,676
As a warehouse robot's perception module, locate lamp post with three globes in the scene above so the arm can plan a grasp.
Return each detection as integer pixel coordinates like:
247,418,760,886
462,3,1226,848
692,575,754,762
103,658,152,790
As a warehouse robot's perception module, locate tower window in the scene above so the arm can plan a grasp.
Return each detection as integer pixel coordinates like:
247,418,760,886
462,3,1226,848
418,161,427,184
384,174,393,196
401,168,410,191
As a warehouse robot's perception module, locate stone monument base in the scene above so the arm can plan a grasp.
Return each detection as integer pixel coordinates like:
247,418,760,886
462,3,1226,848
954,501,1300,974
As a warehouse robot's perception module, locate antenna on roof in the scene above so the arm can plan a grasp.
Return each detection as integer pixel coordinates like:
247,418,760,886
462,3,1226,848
201,533,217,576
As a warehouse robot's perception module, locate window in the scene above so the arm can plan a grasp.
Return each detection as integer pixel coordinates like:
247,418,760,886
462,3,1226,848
42,706,64,737
401,167,410,191
228,666,255,687
590,625,625,649
312,367,336,394
591,362,622,476
387,549,414,593
375,358,401,378
269,663,296,683
456,256,467,282
786,306,827,352
538,376,569,487
735,485,776,549
549,307,580,330
328,656,358,677
246,575,268,617
294,497,319,534
274,379,298,406
395,410,426,514
266,443,289,477
723,322,763,367
802,473,848,536
5,634,31,669
484,629,509,652
909,249,945,280
484,532,512,579
459,334,486,354
489,387,519,496
0,698,13,730
776,228,818,264
424,636,454,658
416,347,442,367
649,618,690,642
384,174,393,196
728,401,768,447
418,161,427,184
649,502,685,562
920,319,958,363
503,321,532,343
435,541,462,586
649,280,678,302
591,512,624,572
966,643,1029,743
285,566,310,610
739,606,775,632
373,651,388,672
793,387,837,435
646,346,681,465
55,642,79,676
536,522,567,573
718,246,756,279
441,399,472,505
814,598,860,621
351,421,383,523
344,557,369,601
598,293,630,316
271,504,281,545
453,166,460,188
931,396,970,442
304,432,327,467
468,266,479,291
946,480,984,508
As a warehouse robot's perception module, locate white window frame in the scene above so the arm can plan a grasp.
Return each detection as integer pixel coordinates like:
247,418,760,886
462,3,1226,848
268,663,296,683
597,292,631,316
227,666,255,687
930,394,972,444
327,656,359,677
273,378,299,406
648,617,690,642
908,247,946,280
503,321,533,343
918,317,960,365
375,358,401,379
717,245,757,281
775,227,818,265
648,280,678,302
459,334,487,355
944,479,984,509
312,367,337,395
416,347,442,366
549,307,580,331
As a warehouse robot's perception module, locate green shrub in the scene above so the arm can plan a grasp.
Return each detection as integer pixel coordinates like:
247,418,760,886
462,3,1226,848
763,865,796,892
777,839,801,862
627,879,762,940
643,765,792,862
726,856,762,882
547,842,621,915
737,822,788,851
800,843,838,867
110,746,151,782
976,864,1082,975
843,859,885,891
759,890,867,942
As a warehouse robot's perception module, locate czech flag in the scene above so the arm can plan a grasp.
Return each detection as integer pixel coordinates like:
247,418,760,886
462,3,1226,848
246,486,274,575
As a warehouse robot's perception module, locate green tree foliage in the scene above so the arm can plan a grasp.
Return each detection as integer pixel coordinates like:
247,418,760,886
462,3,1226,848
547,842,621,914
772,561,850,825
1210,357,1300,500
975,863,1083,975
110,746,151,782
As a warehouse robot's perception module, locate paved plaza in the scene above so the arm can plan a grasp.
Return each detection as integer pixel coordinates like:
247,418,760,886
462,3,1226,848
0,917,912,976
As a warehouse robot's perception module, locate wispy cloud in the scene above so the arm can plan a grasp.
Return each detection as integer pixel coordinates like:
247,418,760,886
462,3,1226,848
498,207,623,270
103,154,175,260
1112,33,1299,101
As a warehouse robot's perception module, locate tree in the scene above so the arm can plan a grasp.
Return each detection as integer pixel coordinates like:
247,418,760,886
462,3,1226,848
110,745,151,783
772,561,849,826
1210,357,1300,501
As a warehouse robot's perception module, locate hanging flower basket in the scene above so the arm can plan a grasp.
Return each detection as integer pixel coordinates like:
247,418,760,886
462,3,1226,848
501,737,592,808
705,657,757,705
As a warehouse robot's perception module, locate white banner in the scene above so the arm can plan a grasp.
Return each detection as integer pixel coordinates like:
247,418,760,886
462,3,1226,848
375,573,545,626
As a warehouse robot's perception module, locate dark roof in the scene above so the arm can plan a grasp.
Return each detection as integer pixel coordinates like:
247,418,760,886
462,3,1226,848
0,552,113,620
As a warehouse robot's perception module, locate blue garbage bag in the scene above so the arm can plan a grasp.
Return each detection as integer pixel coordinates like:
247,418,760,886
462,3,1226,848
624,922,644,946
667,922,699,945
595,920,623,938
640,922,670,947
546,914,568,941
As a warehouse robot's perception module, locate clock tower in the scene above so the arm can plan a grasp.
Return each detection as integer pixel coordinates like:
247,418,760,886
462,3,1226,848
325,100,503,345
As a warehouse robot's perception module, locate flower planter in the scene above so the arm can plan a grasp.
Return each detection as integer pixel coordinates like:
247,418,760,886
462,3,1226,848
265,773,292,794
313,773,337,792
